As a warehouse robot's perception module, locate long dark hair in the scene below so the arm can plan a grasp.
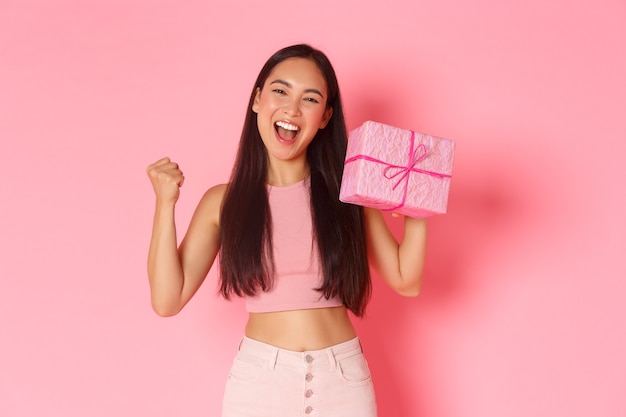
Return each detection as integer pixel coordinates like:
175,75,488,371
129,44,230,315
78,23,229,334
219,44,371,316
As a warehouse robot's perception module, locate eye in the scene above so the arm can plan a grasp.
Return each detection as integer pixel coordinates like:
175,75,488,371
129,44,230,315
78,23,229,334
272,88,286,94
304,97,320,103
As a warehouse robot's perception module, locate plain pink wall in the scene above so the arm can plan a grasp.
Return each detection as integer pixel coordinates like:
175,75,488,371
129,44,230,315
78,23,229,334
1,1,625,416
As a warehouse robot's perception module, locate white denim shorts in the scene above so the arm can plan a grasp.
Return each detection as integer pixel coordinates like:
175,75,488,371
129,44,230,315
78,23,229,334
222,336,377,417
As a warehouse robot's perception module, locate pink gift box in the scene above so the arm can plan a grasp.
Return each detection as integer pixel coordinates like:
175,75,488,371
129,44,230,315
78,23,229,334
339,121,455,218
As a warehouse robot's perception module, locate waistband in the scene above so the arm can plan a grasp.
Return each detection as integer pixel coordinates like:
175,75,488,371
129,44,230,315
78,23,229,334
237,336,363,371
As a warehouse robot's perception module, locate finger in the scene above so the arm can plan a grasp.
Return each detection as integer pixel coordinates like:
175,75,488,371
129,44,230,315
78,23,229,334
159,166,184,178
148,165,182,180
150,161,178,171
147,157,170,170
155,170,184,183
154,156,172,166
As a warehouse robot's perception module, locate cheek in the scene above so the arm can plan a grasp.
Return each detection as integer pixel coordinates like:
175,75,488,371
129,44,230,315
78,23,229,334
308,109,328,125
258,97,282,116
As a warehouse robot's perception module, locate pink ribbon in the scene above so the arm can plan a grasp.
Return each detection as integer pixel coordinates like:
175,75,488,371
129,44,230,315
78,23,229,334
344,131,451,211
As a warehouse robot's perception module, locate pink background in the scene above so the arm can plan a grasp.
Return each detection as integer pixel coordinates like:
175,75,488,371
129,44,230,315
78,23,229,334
1,1,625,416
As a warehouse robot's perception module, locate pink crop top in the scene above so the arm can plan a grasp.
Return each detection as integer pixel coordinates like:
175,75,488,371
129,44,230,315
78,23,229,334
245,178,343,313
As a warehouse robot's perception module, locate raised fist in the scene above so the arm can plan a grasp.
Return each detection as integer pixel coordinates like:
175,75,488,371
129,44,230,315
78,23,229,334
146,157,185,204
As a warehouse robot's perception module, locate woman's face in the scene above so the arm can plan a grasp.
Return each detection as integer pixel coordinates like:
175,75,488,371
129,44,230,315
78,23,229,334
252,57,333,167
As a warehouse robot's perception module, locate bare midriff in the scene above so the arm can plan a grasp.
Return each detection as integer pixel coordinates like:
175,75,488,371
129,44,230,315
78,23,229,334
244,306,357,351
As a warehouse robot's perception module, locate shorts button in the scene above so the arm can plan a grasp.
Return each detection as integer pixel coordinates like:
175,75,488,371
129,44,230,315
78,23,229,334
305,389,313,398
305,354,314,363
305,406,313,414
305,373,313,382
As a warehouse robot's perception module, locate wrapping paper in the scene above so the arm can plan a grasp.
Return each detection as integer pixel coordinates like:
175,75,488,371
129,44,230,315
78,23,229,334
339,121,455,218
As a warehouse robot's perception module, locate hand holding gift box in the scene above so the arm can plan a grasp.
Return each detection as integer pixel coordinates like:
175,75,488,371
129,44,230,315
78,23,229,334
339,121,455,218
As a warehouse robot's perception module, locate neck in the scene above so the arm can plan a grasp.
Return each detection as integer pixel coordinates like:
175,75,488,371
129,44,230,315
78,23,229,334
266,161,310,187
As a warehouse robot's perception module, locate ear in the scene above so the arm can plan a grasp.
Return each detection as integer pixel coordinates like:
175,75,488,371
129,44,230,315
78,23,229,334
319,107,333,129
252,88,261,113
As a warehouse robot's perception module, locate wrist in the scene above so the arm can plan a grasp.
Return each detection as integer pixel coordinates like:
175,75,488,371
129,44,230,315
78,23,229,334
154,199,177,213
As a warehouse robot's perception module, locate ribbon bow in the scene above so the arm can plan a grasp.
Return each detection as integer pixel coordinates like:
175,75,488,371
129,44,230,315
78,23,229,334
344,131,451,211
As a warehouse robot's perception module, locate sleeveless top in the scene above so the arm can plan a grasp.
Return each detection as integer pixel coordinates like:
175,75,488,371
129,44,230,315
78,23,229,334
245,178,343,313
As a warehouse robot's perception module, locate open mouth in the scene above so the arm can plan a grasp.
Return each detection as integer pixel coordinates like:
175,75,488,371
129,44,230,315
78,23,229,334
275,121,300,141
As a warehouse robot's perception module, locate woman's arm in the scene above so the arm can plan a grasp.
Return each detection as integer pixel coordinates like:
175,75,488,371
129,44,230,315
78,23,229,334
363,208,427,297
146,157,225,316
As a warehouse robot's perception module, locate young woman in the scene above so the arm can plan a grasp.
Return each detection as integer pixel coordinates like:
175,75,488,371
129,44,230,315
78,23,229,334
146,44,427,417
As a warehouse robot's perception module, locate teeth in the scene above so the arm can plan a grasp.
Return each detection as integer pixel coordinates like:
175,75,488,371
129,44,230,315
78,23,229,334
276,121,299,131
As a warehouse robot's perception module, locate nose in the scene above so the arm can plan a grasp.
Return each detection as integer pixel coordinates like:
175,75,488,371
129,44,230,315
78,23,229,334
283,97,301,117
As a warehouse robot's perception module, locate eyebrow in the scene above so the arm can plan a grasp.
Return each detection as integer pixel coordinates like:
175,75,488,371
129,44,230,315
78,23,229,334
270,79,325,98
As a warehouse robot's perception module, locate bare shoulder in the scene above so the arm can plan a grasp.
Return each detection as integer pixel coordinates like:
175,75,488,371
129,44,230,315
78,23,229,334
194,183,228,226
203,183,228,201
